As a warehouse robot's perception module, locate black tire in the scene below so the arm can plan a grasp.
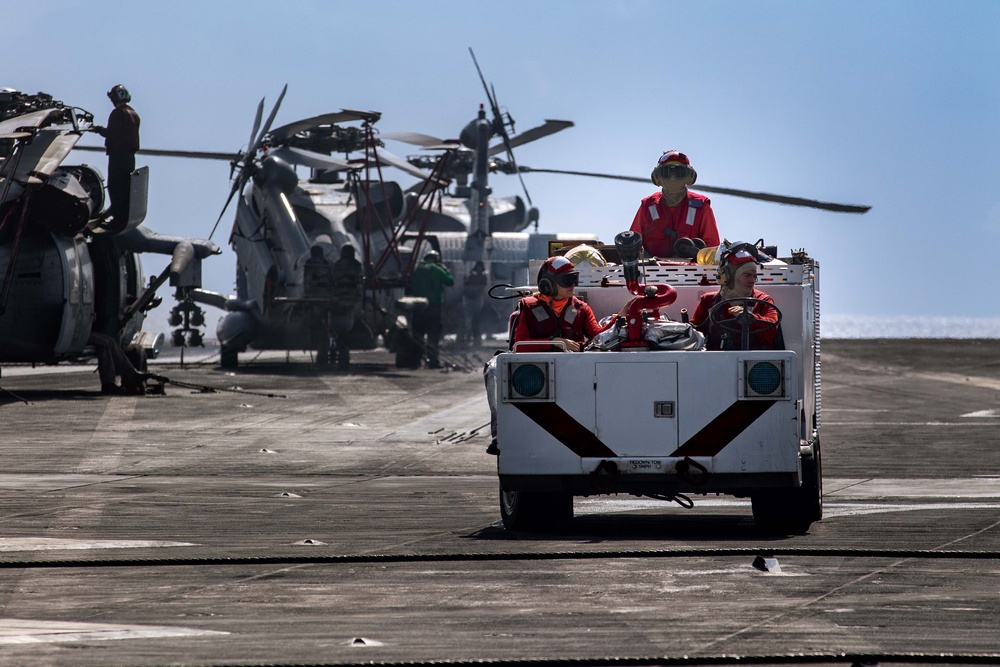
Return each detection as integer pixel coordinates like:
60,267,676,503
499,483,573,532
220,346,239,369
395,335,422,369
125,346,147,373
751,440,823,535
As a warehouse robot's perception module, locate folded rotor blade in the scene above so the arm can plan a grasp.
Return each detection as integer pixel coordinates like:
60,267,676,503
268,146,353,171
246,97,265,157
517,166,872,214
251,84,287,155
209,85,287,240
488,119,574,156
375,148,441,182
0,109,60,139
382,131,450,148
268,110,380,143
469,48,498,113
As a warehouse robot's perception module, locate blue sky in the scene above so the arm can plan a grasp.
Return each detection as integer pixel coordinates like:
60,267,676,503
6,0,1000,335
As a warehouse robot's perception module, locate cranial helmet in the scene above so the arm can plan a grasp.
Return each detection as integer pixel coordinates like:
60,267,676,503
716,242,761,287
563,243,607,268
424,250,441,263
107,84,131,103
537,256,579,296
651,149,697,185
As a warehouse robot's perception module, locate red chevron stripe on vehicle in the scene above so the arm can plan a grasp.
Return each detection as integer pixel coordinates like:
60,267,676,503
669,400,776,457
514,400,776,459
512,403,618,458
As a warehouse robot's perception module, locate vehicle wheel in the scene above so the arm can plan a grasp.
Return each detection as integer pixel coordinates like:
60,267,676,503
220,345,239,369
751,440,823,535
499,483,573,532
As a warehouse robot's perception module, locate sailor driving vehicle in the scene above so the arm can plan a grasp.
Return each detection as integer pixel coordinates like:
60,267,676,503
489,231,822,534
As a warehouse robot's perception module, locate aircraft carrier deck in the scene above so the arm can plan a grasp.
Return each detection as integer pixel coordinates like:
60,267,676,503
1,338,999,667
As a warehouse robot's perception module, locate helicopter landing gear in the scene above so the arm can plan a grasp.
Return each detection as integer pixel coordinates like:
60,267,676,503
220,345,239,369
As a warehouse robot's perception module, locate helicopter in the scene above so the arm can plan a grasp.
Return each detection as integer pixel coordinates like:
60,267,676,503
117,85,449,370
111,78,586,371
0,89,219,376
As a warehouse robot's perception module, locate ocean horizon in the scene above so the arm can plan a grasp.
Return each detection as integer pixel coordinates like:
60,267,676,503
821,315,1000,339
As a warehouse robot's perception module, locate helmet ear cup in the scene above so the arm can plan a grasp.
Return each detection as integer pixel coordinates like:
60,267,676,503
537,264,555,296
716,250,733,287
716,267,729,287
650,168,659,186
689,167,697,185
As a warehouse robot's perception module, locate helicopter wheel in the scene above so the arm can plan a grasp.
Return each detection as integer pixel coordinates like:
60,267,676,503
220,345,239,369
125,346,147,373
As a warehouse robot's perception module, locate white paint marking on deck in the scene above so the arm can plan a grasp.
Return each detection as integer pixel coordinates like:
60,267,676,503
0,619,226,644
0,538,195,552
961,409,999,418
823,422,995,427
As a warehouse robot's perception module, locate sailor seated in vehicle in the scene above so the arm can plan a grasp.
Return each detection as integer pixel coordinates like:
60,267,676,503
510,256,603,352
689,243,780,350
484,256,602,454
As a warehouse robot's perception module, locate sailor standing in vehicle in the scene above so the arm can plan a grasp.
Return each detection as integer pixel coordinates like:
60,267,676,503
690,244,779,350
93,84,140,230
329,244,363,369
630,150,720,259
408,250,453,369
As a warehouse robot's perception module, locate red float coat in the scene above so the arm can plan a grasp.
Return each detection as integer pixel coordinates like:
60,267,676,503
630,191,720,258
690,289,779,350
512,295,602,352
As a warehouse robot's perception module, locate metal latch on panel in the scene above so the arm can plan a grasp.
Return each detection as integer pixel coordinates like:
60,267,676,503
654,401,675,418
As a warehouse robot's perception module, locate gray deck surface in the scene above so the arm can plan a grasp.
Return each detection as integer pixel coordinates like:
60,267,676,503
1,339,998,666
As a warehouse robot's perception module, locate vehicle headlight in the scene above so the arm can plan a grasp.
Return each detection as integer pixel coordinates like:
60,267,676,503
743,359,786,398
505,361,553,401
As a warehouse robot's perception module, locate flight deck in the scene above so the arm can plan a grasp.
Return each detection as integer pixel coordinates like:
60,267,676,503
0,339,998,666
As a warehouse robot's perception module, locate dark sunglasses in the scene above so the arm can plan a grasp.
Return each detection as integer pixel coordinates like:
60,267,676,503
656,164,691,180
554,272,579,288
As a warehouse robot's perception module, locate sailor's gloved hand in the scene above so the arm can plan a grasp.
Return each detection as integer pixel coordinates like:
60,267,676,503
91,125,106,135
727,304,745,317
553,337,581,352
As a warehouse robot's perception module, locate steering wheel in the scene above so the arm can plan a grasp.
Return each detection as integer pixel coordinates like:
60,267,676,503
706,297,782,350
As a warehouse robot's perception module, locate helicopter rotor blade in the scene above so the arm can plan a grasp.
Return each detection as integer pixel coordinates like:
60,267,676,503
253,84,287,153
375,148,447,183
268,146,353,171
209,85,288,240
468,47,532,206
73,145,240,161
268,110,380,143
516,166,872,214
469,48,497,112
382,131,451,147
246,96,265,157
488,119,573,156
